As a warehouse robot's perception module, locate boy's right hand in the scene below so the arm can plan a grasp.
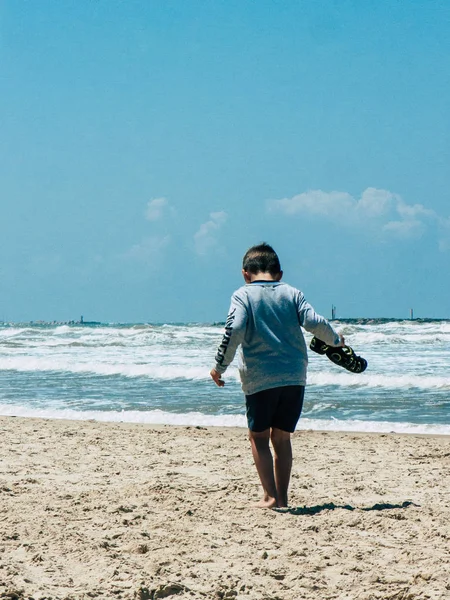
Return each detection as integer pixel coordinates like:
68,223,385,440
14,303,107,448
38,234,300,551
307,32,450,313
338,333,346,347
210,368,225,387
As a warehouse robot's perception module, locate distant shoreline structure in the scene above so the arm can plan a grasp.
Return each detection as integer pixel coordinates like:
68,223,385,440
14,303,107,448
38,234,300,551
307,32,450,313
330,305,417,323
1,317,450,327
0,317,102,327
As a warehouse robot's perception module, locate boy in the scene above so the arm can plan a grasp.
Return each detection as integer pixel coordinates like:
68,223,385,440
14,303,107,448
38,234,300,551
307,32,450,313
210,243,344,508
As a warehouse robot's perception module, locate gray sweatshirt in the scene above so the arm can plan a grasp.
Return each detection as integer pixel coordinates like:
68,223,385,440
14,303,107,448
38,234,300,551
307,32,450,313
213,281,340,395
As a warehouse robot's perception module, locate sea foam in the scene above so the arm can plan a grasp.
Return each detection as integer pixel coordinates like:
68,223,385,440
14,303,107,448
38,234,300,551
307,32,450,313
1,403,449,436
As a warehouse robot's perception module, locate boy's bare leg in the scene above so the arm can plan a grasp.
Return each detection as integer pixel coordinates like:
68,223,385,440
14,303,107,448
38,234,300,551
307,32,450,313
248,429,278,508
270,428,293,508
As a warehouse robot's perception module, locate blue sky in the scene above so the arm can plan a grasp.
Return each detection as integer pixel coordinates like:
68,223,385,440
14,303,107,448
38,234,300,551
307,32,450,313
1,0,449,322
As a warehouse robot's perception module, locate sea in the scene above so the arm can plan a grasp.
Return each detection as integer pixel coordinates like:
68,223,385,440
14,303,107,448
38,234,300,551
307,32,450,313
0,319,449,435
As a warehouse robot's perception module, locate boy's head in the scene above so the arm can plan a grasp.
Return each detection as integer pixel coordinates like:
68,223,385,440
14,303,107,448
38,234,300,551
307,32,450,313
242,243,282,282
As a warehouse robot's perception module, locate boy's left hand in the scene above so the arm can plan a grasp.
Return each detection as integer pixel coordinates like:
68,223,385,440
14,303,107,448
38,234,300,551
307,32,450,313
210,369,225,387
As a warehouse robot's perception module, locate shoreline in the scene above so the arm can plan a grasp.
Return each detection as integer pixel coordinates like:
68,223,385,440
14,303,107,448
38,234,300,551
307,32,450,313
1,416,450,599
3,412,450,437
1,407,450,437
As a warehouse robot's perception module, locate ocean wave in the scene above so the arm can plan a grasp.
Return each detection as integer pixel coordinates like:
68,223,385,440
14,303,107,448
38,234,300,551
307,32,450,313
0,329,220,350
0,404,449,435
1,356,449,390
0,328,37,338
0,356,239,381
5,322,448,350
305,327,450,346
308,371,450,390
347,333,448,345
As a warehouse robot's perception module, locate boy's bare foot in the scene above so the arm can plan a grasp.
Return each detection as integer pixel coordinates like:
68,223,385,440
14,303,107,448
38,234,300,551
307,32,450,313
253,496,278,509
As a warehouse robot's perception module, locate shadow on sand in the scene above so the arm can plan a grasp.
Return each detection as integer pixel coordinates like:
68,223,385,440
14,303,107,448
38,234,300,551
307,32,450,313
273,500,419,516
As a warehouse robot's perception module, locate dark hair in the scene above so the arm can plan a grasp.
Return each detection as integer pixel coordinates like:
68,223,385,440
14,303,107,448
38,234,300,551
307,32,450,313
242,243,281,275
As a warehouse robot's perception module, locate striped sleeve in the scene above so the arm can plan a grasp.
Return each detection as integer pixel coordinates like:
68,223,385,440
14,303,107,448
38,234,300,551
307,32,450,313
214,294,248,373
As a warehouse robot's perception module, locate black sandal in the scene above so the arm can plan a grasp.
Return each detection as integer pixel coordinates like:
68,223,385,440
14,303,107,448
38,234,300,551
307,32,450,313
310,337,368,373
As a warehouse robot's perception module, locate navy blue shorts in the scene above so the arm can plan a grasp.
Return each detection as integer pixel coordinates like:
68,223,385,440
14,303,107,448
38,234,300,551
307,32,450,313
245,385,305,433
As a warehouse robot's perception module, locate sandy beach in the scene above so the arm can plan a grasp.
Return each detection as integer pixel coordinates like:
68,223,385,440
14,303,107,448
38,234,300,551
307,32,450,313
1,416,449,600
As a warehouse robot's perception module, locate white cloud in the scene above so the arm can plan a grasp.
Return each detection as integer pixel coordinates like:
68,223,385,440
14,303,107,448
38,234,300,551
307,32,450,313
124,235,171,265
396,201,435,220
268,187,439,241
194,211,228,256
145,197,169,221
268,190,354,219
383,219,426,239
356,188,399,218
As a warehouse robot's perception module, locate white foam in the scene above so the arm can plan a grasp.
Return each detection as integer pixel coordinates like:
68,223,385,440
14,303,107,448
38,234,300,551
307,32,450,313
0,404,246,427
0,404,449,436
53,325,72,334
305,326,450,346
0,356,238,380
308,371,450,390
1,354,449,389
0,328,35,338
298,417,450,436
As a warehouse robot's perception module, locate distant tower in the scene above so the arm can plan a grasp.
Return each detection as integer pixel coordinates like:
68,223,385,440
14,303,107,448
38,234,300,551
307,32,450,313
410,308,414,321
80,315,84,324
331,305,336,320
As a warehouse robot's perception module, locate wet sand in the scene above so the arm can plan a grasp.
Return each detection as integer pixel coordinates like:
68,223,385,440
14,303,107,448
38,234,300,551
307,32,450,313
1,416,450,599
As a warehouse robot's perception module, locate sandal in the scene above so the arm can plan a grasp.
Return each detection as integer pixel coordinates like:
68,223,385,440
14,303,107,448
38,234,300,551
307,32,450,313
310,337,367,373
